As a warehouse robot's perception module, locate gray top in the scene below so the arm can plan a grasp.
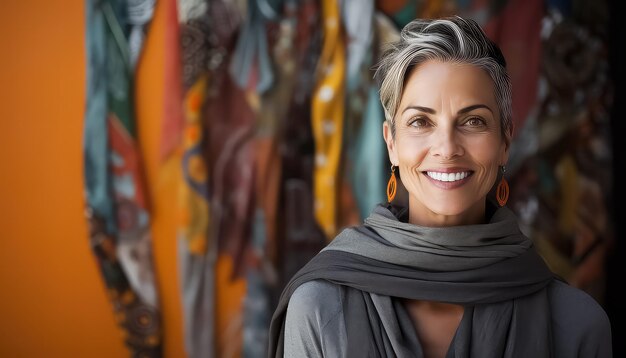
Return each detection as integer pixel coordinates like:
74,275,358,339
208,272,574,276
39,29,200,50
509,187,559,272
284,279,612,357
266,203,613,357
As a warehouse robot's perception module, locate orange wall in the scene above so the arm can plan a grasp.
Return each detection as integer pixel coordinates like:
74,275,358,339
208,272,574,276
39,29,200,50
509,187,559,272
0,1,186,357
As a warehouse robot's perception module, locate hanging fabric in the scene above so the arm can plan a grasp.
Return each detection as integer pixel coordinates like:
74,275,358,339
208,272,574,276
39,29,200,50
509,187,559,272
242,1,301,356
339,0,390,226
278,0,327,292
201,2,256,357
174,0,223,357
229,0,283,93
83,0,160,356
375,0,419,29
483,0,543,141
178,74,214,358
159,0,184,162
312,0,346,240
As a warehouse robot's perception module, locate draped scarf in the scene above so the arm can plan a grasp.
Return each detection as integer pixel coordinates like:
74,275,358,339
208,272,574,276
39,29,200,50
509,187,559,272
268,202,556,357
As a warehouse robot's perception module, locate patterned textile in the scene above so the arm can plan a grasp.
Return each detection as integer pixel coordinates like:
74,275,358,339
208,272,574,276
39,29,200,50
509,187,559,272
151,1,614,356
505,1,614,304
83,0,160,356
175,1,238,357
242,2,301,355
178,74,214,358
277,0,326,288
312,0,346,240
200,2,257,357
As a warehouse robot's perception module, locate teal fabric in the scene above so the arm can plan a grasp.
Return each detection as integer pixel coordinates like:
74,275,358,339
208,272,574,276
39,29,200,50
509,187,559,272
229,0,283,93
351,86,387,219
84,0,117,234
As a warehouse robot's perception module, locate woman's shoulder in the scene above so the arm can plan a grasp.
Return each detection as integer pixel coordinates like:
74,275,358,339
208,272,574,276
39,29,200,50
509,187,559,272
284,280,347,356
548,279,610,325
547,279,612,355
287,279,344,325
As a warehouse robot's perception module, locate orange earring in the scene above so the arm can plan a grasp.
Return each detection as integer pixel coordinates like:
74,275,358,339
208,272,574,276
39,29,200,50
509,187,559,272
496,165,509,207
387,164,397,202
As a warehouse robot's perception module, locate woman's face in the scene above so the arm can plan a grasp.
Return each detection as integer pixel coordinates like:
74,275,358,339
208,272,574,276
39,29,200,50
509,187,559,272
383,60,509,226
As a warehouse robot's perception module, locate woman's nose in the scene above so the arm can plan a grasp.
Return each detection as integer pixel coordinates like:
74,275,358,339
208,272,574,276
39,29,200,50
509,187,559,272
430,127,463,160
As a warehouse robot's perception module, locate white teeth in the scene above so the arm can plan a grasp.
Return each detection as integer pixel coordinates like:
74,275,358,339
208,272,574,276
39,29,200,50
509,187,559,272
426,171,470,182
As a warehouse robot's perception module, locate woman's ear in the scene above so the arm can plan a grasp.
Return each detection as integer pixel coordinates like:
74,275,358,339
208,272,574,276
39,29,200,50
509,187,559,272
383,120,398,165
501,132,511,164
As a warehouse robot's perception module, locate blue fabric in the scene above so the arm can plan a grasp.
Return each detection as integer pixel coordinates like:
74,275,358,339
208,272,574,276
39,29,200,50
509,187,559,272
84,0,116,234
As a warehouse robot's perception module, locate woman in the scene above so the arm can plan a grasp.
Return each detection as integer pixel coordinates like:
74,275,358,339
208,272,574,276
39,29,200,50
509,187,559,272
268,16,612,358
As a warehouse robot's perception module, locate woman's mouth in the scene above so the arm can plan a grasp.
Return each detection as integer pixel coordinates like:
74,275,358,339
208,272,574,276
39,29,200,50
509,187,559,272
422,170,474,189
425,171,471,182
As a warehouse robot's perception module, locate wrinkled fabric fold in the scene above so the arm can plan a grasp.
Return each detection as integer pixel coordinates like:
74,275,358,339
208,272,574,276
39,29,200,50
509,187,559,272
324,203,533,270
268,203,555,357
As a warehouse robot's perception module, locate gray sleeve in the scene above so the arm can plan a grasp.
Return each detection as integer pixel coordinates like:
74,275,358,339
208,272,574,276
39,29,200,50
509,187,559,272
549,280,613,357
283,280,347,357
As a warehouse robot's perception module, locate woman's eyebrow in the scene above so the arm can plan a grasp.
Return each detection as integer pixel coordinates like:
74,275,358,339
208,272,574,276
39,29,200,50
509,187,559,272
401,106,436,115
401,104,493,115
457,104,493,114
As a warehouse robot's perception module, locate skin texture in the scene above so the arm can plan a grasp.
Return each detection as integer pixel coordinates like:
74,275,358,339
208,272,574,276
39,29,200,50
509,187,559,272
384,60,510,227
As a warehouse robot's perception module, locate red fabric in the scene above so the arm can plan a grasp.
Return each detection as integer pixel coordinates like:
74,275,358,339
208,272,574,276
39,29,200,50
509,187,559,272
376,0,412,14
109,114,149,210
484,0,544,136
159,0,184,162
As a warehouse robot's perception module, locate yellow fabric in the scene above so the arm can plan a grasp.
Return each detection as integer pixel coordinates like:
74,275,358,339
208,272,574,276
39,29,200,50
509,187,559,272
179,75,210,255
557,155,578,236
312,0,346,240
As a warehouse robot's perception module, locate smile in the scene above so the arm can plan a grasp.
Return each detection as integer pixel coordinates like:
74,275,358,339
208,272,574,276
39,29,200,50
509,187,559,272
425,171,472,182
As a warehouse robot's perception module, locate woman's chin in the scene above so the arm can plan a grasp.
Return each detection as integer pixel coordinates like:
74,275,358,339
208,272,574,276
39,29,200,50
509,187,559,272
410,194,485,224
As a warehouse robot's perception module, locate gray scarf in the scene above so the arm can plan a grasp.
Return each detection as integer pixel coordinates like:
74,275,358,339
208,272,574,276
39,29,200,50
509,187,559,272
268,203,556,357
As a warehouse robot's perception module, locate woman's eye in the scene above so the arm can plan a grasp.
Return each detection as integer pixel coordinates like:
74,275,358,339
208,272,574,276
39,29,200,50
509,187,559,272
465,117,485,127
409,118,429,128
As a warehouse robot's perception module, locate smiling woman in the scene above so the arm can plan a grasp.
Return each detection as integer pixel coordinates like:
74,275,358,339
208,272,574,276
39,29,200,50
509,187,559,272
384,60,508,227
268,16,612,358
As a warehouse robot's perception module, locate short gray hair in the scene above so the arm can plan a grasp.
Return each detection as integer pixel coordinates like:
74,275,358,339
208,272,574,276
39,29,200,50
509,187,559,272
375,16,513,140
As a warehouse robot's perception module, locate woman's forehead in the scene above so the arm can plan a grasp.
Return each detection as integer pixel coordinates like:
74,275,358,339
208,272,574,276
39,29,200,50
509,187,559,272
399,61,496,109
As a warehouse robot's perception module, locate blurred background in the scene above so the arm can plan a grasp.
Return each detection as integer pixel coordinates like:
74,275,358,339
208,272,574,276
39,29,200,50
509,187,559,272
0,0,623,357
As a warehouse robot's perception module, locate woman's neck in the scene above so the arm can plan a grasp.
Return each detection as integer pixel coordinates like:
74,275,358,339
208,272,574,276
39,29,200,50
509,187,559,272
407,198,486,227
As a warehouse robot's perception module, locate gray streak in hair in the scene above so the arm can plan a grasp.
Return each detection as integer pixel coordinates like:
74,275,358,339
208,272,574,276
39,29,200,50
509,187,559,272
374,16,513,142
